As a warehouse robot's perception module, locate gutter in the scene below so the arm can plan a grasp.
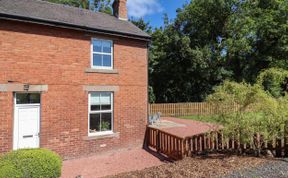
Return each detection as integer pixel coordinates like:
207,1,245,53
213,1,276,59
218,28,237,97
0,13,151,42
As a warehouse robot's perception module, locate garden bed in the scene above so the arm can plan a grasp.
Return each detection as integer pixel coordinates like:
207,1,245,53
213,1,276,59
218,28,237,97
107,154,268,178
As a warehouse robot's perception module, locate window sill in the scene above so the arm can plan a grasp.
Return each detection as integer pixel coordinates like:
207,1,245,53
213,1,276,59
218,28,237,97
85,68,119,74
83,132,119,140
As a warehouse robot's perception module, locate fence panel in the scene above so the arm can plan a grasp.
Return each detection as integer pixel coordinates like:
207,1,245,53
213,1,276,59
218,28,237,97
146,127,288,160
149,102,239,117
147,126,185,160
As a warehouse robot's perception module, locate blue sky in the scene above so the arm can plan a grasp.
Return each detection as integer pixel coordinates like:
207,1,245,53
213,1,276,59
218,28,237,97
127,0,189,28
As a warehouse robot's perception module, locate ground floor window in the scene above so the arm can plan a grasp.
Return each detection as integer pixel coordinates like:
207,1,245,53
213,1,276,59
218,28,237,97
89,92,113,135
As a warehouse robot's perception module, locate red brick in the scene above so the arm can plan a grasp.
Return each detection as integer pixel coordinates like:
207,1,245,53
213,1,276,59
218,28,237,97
0,20,148,159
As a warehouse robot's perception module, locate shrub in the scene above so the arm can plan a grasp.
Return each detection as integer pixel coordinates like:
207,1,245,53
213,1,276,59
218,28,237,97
0,159,22,178
207,80,288,156
0,149,62,178
256,68,288,98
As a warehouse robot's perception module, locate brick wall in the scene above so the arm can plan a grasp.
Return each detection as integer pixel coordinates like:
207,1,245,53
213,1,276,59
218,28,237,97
0,20,148,159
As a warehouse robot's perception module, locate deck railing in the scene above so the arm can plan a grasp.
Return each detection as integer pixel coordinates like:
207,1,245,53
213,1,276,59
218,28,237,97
146,126,288,160
147,127,185,160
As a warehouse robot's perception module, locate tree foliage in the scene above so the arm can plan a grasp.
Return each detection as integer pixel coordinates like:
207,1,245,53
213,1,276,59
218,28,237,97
256,68,288,98
45,0,112,14
224,0,288,82
149,0,288,103
130,18,152,35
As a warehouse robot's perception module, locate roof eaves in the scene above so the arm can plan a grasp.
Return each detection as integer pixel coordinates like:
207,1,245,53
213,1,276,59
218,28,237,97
0,12,151,42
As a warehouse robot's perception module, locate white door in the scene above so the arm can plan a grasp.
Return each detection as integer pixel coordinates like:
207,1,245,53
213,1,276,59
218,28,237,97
13,93,40,150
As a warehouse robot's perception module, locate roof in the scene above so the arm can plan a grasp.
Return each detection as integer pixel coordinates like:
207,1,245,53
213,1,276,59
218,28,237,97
0,0,150,41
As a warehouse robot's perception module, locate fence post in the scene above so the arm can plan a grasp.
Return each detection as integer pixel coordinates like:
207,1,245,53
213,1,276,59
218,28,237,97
144,126,150,149
181,139,185,158
156,130,160,153
285,121,288,157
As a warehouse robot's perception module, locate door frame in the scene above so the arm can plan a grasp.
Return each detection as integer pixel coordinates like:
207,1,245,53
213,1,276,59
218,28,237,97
13,93,41,150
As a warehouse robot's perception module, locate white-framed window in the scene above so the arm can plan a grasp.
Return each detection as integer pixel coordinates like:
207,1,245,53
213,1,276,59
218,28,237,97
91,38,113,69
88,92,113,136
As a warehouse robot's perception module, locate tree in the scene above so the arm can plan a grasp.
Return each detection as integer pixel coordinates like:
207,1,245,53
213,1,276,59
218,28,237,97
45,0,112,14
149,0,288,103
150,0,235,103
130,18,152,35
224,0,288,82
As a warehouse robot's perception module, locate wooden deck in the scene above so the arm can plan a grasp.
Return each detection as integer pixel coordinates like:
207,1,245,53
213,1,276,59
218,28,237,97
150,117,221,138
146,117,288,160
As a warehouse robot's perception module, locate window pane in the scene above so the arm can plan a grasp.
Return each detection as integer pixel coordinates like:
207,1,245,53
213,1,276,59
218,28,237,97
16,93,40,104
91,105,100,111
100,92,111,105
93,40,102,52
102,55,111,67
102,41,112,53
101,105,111,110
101,113,112,131
90,114,100,133
90,93,100,111
90,93,100,104
93,54,102,66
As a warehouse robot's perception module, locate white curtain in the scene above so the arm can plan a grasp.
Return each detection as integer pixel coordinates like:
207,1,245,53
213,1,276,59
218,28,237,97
90,93,100,105
90,92,111,105
100,93,111,105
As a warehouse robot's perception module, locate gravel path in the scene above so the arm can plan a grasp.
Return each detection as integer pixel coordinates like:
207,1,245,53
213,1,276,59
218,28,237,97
222,158,288,178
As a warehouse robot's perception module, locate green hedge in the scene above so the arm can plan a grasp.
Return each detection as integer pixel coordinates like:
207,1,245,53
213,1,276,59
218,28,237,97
0,149,62,178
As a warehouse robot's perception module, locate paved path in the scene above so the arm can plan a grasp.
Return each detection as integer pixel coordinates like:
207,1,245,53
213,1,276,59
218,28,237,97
62,117,219,178
61,147,165,178
223,158,288,178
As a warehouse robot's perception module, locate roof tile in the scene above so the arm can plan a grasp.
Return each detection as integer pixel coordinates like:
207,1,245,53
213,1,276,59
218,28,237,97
0,0,150,40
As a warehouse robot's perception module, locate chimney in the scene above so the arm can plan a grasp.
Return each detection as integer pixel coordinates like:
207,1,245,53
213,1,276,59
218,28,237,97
112,0,128,20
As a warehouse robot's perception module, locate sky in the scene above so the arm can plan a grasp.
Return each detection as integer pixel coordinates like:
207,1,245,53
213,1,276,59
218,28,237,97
127,0,189,28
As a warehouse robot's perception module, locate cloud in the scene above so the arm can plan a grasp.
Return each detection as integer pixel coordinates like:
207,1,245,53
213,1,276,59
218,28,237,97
127,0,163,18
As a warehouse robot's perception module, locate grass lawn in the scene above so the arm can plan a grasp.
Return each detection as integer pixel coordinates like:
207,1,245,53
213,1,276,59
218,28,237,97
179,112,261,124
178,115,222,124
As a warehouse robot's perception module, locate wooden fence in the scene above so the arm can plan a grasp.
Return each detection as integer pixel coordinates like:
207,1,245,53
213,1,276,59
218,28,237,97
146,126,288,160
149,102,239,117
147,127,185,160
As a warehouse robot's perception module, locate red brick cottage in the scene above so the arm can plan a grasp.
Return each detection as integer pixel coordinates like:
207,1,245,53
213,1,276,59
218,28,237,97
0,0,150,159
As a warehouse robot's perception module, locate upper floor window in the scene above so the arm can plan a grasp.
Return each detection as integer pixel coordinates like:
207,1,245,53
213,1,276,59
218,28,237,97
91,39,113,69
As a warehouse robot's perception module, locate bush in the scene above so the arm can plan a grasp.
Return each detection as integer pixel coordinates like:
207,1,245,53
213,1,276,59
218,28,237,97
256,68,288,98
0,149,62,178
0,160,22,178
207,80,288,156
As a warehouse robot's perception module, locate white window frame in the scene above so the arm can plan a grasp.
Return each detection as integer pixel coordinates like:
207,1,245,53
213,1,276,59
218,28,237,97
90,38,114,70
88,92,114,136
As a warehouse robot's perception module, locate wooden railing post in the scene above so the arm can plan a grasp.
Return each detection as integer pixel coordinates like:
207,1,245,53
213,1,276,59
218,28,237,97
285,121,288,157
144,126,150,148
181,139,185,158
156,130,160,153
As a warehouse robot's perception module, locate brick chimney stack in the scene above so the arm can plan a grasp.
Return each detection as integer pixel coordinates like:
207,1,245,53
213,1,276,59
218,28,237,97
112,0,128,20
